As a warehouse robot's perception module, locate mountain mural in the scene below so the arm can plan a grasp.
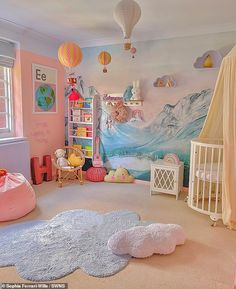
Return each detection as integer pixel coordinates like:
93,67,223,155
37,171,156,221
99,89,213,186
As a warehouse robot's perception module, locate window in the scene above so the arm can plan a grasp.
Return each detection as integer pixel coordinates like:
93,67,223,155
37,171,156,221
0,66,13,137
0,39,15,138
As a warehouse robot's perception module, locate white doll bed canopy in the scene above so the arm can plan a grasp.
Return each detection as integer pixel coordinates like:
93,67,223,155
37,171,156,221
200,45,236,230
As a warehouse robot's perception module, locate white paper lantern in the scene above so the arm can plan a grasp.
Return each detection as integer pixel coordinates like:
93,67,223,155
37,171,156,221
113,0,141,50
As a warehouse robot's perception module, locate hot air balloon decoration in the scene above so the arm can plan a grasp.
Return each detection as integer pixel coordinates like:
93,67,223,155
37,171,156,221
58,42,84,104
58,42,82,68
98,51,112,73
113,0,141,50
130,47,137,58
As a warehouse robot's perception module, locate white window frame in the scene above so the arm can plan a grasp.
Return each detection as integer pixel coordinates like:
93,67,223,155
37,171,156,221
0,66,14,138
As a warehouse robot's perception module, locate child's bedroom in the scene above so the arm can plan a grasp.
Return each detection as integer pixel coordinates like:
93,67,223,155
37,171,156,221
0,0,236,288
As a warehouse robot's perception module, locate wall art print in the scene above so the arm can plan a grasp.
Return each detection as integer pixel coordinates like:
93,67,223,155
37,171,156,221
32,64,57,113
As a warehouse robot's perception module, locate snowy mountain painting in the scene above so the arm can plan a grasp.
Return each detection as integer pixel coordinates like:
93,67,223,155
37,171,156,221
99,89,213,186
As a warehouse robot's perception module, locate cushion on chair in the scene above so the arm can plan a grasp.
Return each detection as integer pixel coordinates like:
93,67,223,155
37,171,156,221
0,173,36,221
108,223,186,258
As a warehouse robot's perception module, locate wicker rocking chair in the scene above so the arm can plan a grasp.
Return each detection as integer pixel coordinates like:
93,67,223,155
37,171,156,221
52,146,85,187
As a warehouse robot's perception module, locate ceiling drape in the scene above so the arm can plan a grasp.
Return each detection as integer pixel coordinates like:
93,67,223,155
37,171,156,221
200,45,236,230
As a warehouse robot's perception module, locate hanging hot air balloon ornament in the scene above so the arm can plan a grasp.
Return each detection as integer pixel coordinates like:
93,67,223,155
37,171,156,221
130,47,137,58
98,51,112,73
58,42,83,104
113,0,141,50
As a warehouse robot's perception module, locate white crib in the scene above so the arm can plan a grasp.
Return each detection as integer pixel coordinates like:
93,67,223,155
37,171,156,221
188,138,223,225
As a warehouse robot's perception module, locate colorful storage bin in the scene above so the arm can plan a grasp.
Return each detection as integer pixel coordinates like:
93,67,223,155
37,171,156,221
84,98,92,108
85,145,92,157
86,126,92,137
73,144,82,150
77,127,87,137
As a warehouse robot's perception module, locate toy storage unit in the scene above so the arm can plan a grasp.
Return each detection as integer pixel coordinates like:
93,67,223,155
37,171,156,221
150,160,184,200
188,138,223,224
68,95,99,159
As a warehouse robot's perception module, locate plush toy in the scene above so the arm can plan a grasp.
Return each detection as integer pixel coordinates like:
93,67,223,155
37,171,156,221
104,167,134,183
68,153,84,167
54,149,70,167
108,223,186,258
130,80,141,101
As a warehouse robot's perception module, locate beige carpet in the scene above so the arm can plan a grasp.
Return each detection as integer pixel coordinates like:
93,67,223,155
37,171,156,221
0,180,235,289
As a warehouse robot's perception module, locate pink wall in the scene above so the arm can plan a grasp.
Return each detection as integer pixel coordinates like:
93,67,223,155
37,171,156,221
13,49,65,160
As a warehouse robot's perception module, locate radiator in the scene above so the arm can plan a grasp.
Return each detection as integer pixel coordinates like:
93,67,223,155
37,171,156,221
0,138,31,180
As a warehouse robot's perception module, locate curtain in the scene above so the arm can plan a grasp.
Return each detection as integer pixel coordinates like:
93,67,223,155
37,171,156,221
200,45,236,230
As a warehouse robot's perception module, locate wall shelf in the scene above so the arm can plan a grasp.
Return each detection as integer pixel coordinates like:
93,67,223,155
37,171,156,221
104,100,143,107
153,75,176,88
194,50,222,69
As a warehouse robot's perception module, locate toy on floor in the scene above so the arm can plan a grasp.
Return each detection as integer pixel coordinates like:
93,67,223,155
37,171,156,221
52,146,85,187
0,170,36,221
31,155,52,185
104,167,134,183
108,223,186,258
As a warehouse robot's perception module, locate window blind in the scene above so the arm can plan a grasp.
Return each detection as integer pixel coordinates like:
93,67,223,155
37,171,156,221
0,40,15,68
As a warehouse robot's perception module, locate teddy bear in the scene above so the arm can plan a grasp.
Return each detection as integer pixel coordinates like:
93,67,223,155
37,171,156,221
54,149,70,167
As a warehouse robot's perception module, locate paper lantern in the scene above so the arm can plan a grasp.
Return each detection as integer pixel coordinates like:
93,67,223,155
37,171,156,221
113,0,141,50
98,51,111,73
58,42,82,68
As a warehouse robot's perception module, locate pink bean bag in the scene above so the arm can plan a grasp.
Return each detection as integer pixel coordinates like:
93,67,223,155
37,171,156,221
0,173,36,222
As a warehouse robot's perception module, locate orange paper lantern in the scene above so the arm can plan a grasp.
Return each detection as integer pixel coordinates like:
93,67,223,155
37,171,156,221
58,42,82,68
98,51,111,73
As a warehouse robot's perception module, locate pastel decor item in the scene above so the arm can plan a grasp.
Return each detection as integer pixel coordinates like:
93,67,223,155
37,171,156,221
123,85,133,101
131,80,141,100
93,136,103,167
111,100,129,123
153,75,176,88
203,54,213,68
30,155,52,185
193,50,222,69
58,42,82,68
108,223,186,258
113,0,141,50
104,167,134,183
163,153,180,165
98,51,111,73
86,167,107,182
0,173,36,222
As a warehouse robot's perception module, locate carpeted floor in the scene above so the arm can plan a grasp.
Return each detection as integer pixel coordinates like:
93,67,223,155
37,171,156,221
0,180,236,289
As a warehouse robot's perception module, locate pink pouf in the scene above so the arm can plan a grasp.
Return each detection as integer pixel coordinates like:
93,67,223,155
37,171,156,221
86,167,107,182
0,173,36,222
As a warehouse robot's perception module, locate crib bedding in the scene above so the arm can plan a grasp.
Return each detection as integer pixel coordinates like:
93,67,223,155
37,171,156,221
195,163,223,182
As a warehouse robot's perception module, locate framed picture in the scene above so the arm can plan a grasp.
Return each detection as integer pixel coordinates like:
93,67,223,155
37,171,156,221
32,64,57,113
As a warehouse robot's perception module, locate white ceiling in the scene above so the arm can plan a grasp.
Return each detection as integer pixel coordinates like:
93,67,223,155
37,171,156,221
0,0,236,47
